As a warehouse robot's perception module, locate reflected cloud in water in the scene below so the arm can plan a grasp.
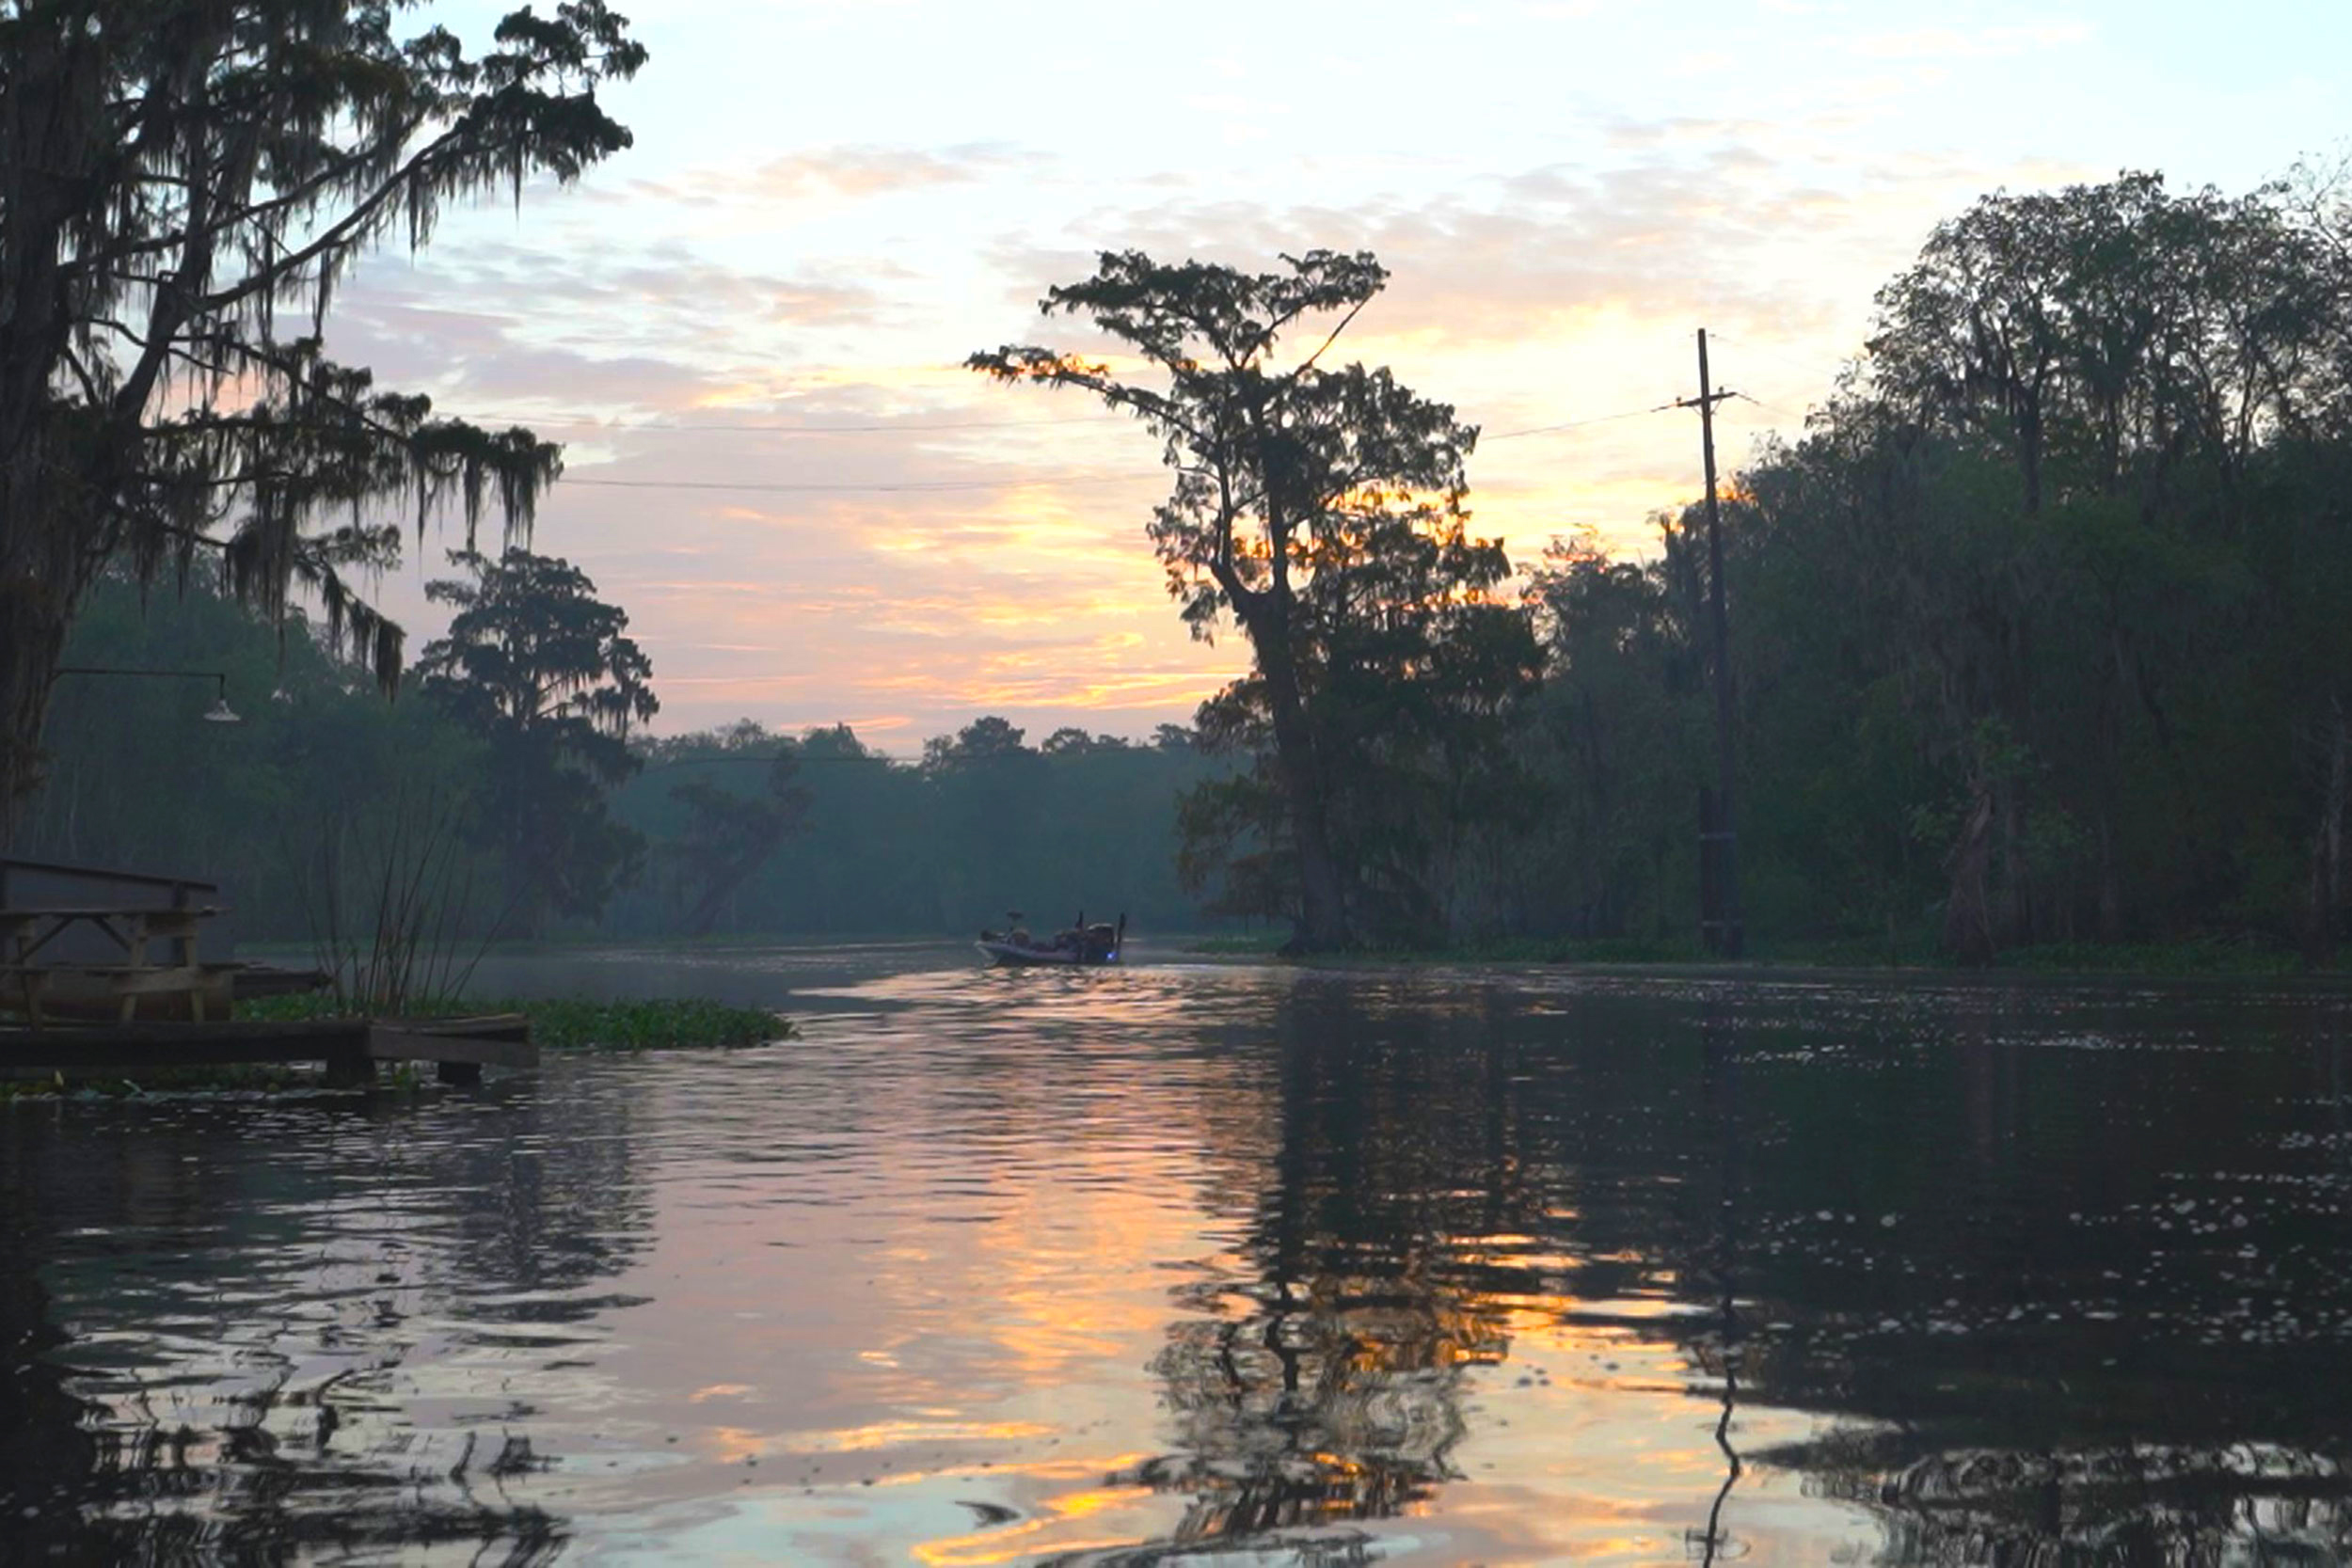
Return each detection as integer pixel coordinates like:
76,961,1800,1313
7,954,2352,1562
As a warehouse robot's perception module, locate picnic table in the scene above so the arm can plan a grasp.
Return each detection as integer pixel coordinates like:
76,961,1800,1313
0,903,230,1025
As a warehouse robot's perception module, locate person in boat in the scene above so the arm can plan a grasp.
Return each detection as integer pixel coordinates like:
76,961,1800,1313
978,911,1034,946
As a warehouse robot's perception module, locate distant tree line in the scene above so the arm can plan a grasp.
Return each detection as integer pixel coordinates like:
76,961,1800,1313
980,169,2352,960
0,0,644,823
19,166,2352,964
605,717,1226,939
11,556,1232,942
1503,169,2352,962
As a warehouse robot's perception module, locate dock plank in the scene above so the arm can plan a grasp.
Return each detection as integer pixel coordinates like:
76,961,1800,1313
366,1025,536,1069
0,1014,535,1077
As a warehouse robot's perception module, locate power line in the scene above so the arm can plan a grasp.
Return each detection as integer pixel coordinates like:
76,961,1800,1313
547,396,1690,497
524,402,1675,444
642,750,923,767
1486,402,1678,440
1731,391,1806,421
564,472,1160,494
1705,332,1854,390
485,397,1677,448
455,410,1130,435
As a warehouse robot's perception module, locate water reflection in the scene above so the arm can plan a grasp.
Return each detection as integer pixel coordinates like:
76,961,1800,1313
7,957,2352,1563
1691,1007,1745,1567
1107,975,2352,1564
0,1075,652,1560
1115,991,1514,1554
1096,979,1724,1563
1678,985,2352,1566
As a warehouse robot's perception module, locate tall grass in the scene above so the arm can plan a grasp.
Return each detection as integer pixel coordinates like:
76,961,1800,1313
292,784,515,1013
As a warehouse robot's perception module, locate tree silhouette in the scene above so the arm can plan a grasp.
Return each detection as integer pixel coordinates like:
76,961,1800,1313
971,250,1512,950
0,0,645,825
662,750,811,936
416,546,655,933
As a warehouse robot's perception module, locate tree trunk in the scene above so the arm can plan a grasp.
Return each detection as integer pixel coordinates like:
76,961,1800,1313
1943,787,1996,966
2333,698,2350,935
2095,814,2122,943
2305,697,2349,967
1998,783,2027,948
682,825,785,937
0,582,72,847
1251,620,1348,952
0,25,100,842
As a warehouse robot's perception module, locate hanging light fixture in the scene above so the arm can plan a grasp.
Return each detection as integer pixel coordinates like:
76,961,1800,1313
201,673,242,724
56,665,245,724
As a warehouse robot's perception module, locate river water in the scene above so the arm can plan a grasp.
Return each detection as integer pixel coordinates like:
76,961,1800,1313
6,944,2352,1564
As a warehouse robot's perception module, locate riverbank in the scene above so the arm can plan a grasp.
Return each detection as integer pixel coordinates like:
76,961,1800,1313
237,994,793,1049
0,996,791,1102
1186,931,2350,979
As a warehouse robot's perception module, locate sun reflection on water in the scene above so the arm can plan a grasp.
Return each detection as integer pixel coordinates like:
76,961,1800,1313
8,956,2352,1561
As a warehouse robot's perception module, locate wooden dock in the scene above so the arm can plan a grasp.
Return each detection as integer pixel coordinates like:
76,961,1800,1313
0,1013,534,1086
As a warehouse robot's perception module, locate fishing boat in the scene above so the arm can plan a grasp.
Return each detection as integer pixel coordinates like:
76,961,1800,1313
976,911,1123,968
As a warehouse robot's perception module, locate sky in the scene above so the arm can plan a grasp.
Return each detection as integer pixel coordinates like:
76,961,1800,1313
321,0,2349,752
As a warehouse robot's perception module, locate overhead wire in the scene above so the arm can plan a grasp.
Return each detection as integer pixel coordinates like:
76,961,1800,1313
545,395,1693,496
564,473,1154,494
644,749,925,767
1705,332,1854,395
1730,391,1807,422
1485,402,1680,440
453,409,1129,434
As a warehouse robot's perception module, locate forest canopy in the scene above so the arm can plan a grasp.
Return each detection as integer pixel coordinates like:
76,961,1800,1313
0,0,644,819
16,167,2352,966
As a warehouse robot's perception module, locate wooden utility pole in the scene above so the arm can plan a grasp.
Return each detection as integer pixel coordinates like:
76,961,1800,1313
1677,329,1743,958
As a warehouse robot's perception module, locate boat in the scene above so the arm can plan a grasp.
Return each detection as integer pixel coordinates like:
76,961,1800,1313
977,911,1123,968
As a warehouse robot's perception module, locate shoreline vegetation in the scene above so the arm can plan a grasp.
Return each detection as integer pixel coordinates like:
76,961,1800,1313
11,183,2352,1037
235,994,792,1050
1184,932,2348,978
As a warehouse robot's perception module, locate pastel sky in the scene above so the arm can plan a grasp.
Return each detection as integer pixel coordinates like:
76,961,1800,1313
323,0,2347,751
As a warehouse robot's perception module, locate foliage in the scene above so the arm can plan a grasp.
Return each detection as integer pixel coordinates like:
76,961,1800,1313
608,717,1234,938
238,991,788,1049
12,557,491,933
14,571,1241,942
297,777,501,1013
661,750,811,937
0,0,644,820
1507,171,2352,964
25,166,2352,971
417,546,657,931
500,996,786,1049
972,250,1535,949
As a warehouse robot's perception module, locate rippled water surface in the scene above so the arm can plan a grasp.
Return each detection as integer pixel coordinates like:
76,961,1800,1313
8,945,2352,1563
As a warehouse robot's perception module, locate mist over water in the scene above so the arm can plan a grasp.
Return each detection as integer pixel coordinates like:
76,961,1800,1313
7,947,2351,1563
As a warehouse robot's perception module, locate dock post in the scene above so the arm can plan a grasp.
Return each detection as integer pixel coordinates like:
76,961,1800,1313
324,1045,374,1089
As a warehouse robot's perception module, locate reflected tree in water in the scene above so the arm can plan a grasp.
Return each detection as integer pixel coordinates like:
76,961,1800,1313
1111,989,1544,1552
1780,1428,2352,1565
1106,981,2352,1565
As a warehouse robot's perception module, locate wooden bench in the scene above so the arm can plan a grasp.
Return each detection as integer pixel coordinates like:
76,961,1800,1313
1,904,230,1024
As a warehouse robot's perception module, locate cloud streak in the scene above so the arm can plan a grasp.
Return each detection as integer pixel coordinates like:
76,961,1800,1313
292,2,2280,747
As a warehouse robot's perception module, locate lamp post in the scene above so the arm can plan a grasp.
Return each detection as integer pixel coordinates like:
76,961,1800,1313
56,666,244,724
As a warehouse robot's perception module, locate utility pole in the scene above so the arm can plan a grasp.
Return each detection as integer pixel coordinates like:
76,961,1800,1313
1677,329,1743,958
